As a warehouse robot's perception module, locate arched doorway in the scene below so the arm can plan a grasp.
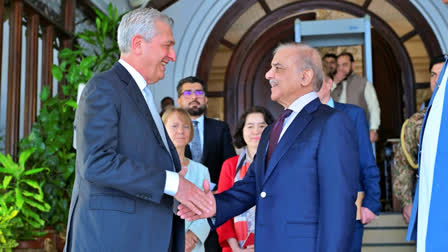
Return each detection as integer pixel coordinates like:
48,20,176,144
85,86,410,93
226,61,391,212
197,0,442,132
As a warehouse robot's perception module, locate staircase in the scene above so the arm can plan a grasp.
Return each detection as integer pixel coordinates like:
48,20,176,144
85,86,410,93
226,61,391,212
362,212,416,252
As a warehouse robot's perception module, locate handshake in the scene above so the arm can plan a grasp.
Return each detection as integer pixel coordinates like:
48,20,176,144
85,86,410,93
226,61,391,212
174,176,216,221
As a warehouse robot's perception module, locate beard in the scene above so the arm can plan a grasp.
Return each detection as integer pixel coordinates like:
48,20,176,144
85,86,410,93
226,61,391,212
186,102,207,116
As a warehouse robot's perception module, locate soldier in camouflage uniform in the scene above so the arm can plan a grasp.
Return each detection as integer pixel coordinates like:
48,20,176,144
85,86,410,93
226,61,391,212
393,110,424,223
393,55,445,223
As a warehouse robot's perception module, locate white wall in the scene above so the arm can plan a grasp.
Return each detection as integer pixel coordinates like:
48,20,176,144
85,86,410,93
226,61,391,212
412,0,448,54
149,0,235,112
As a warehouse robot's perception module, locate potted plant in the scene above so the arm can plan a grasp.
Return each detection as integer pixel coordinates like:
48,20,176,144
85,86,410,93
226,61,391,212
18,4,123,249
0,148,51,251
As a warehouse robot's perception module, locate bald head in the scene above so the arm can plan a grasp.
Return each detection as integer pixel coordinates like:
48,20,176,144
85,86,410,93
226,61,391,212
273,43,323,91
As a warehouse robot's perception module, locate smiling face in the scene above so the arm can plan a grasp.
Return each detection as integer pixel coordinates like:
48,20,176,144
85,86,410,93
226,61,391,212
336,55,353,77
242,112,268,151
164,111,192,149
141,20,176,84
265,47,304,108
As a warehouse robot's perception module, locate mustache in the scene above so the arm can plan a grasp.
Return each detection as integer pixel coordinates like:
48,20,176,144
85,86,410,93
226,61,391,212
269,79,278,85
188,101,200,106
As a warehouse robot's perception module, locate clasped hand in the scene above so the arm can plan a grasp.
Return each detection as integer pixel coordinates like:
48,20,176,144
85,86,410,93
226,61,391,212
176,178,216,221
174,176,216,219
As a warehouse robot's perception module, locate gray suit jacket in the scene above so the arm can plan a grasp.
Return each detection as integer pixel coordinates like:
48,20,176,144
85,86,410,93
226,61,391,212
64,62,184,251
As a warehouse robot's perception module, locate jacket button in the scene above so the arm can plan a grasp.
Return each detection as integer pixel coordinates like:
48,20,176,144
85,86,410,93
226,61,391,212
260,192,266,198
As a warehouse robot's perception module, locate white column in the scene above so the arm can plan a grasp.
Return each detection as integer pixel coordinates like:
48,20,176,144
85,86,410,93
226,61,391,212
411,0,448,53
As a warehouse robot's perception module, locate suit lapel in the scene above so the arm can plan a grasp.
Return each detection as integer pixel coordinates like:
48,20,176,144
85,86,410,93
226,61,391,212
263,98,320,184
167,133,181,172
257,125,271,180
115,63,166,148
201,117,211,162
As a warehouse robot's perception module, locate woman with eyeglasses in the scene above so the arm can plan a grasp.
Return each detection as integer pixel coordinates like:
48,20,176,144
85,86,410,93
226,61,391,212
216,106,274,252
162,107,211,252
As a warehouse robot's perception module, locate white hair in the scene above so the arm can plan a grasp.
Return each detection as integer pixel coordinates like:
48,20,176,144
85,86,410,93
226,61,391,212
117,8,174,53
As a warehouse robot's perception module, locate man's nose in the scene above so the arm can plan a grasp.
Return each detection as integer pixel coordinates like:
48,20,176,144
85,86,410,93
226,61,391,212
169,47,176,62
265,68,273,79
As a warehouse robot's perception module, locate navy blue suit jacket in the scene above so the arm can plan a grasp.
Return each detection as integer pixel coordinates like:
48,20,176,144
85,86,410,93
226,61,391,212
334,102,381,214
64,63,184,252
212,98,360,251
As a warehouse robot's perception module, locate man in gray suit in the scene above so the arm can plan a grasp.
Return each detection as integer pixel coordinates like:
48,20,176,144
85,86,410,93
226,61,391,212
64,8,213,252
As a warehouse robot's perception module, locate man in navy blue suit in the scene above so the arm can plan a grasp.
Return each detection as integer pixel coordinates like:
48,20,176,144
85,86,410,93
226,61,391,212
319,65,381,251
64,8,213,252
178,43,360,251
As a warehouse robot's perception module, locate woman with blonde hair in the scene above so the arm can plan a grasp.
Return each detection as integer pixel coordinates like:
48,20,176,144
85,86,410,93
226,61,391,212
162,108,211,252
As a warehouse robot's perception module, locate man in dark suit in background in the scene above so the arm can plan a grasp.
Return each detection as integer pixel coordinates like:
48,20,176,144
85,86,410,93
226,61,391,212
178,43,360,251
64,8,212,252
177,76,236,252
319,65,381,252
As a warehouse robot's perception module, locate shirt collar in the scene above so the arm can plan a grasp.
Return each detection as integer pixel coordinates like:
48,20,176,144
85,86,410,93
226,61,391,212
326,97,335,108
193,114,205,126
287,91,318,113
119,59,147,92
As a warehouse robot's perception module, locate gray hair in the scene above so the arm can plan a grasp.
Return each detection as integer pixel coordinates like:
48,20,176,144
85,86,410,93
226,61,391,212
117,8,174,53
273,43,323,91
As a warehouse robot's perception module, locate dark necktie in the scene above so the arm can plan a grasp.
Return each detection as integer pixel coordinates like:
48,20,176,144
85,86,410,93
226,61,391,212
190,121,202,162
266,109,293,165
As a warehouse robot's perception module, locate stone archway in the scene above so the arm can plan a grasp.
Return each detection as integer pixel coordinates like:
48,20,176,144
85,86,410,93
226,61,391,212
196,0,442,129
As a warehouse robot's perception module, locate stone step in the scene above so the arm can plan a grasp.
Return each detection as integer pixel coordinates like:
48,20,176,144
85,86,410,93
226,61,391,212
363,228,413,244
362,212,416,251
365,212,408,228
362,245,416,252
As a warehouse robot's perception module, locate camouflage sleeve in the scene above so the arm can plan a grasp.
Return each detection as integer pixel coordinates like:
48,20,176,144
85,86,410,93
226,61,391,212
401,112,424,167
393,142,415,208
392,112,423,208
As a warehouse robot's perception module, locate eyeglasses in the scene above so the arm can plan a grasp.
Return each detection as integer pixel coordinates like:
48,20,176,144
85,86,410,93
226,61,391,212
181,90,205,97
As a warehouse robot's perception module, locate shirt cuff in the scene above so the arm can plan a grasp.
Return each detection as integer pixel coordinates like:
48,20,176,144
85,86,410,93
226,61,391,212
164,171,179,196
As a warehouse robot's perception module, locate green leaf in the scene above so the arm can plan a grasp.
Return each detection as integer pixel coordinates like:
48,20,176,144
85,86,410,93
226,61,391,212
40,86,50,101
15,188,24,209
18,148,35,169
23,167,48,176
102,22,108,35
24,198,50,212
22,179,43,195
51,65,63,81
22,190,43,202
78,34,95,45
3,176,12,189
58,48,74,59
65,100,78,109
0,153,16,171
96,17,101,31
0,167,15,176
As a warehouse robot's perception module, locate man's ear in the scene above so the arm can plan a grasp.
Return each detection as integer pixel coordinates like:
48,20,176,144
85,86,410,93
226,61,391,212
131,35,144,54
301,69,314,87
328,78,333,89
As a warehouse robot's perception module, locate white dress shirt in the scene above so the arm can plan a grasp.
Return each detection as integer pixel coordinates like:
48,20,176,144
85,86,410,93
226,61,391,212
119,59,179,196
279,92,319,141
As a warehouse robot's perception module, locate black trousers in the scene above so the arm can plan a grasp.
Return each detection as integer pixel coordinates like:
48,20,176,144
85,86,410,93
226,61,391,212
204,230,222,252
